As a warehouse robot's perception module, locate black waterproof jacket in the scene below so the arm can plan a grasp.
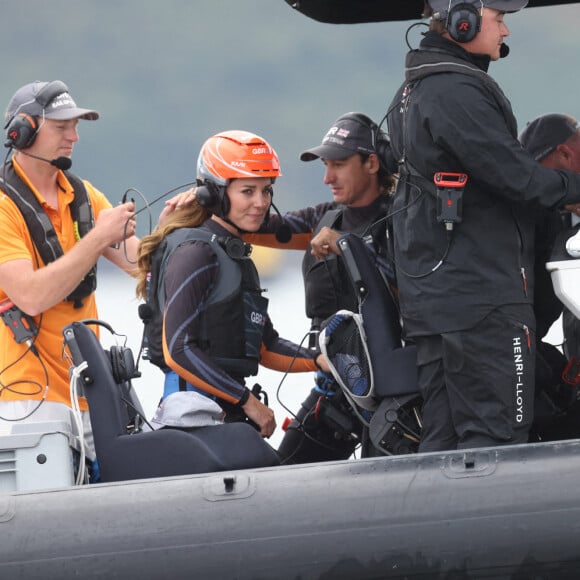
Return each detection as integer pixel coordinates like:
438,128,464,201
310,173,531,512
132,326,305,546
387,32,580,337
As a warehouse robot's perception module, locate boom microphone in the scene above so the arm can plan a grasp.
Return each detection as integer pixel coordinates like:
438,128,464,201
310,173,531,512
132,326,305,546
270,201,292,243
19,150,72,170
51,157,72,170
138,303,153,323
499,43,510,59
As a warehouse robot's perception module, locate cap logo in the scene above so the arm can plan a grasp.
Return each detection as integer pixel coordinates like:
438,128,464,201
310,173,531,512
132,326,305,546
322,125,351,146
49,92,76,110
326,125,349,138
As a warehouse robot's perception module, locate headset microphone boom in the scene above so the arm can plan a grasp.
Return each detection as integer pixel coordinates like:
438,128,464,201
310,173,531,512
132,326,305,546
17,150,72,171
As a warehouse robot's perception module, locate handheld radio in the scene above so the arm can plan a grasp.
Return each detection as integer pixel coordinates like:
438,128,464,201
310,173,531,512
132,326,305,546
434,172,468,231
0,298,38,345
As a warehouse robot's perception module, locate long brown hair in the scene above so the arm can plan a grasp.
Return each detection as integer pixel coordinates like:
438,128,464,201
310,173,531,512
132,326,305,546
135,202,211,300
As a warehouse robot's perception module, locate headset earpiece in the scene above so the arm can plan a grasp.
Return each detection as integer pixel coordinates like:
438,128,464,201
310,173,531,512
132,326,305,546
4,113,40,149
195,180,230,216
376,139,397,174
108,345,138,384
4,80,70,150
447,2,481,43
374,126,397,174
78,318,139,384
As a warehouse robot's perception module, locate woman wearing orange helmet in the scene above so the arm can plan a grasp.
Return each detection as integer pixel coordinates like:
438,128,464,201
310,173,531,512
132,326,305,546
136,131,327,439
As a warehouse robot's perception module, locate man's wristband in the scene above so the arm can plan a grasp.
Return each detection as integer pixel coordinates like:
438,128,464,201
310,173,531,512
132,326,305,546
236,387,251,407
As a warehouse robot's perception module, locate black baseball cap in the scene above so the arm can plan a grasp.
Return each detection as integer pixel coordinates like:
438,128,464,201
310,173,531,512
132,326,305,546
519,113,580,161
300,112,376,162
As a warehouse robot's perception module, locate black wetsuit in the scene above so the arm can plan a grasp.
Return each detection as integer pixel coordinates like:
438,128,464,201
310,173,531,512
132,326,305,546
147,219,318,425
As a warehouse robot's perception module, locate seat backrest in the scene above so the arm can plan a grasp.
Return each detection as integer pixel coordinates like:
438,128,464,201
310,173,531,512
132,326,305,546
337,233,418,397
63,321,132,444
62,321,279,482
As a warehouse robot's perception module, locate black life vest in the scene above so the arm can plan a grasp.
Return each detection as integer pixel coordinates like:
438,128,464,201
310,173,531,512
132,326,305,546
302,202,389,328
0,161,96,308
143,226,268,379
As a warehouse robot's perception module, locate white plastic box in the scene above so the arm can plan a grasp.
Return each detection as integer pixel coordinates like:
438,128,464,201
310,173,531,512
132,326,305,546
547,259,580,321
0,421,79,493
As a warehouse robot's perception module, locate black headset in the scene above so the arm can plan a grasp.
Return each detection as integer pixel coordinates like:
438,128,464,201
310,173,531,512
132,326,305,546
338,112,395,174
195,179,229,216
109,344,139,384
447,2,481,43
4,80,69,150
78,319,140,384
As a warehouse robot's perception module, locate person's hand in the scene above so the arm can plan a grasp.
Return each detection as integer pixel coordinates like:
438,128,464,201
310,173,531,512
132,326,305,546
564,203,580,218
158,187,198,227
242,392,276,438
310,226,341,259
95,201,136,246
316,353,331,374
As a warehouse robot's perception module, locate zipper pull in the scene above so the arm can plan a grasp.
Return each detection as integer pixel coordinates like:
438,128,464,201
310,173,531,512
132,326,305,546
520,267,528,296
523,324,531,352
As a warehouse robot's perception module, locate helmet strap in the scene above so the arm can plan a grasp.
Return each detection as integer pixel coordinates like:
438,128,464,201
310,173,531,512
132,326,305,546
222,216,248,235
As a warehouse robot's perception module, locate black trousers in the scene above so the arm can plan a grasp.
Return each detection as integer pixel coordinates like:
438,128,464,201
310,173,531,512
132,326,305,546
277,387,359,464
416,304,536,452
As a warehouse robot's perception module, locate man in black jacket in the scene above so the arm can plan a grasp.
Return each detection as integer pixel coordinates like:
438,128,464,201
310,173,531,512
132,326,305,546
248,112,397,463
519,113,580,361
386,0,580,451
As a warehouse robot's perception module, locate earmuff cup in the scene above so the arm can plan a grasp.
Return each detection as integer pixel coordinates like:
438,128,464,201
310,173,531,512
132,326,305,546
5,113,40,150
195,180,230,216
447,2,481,43
108,345,138,384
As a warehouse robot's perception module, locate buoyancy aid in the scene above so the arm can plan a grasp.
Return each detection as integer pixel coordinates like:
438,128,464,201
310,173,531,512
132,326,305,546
302,199,390,329
0,161,96,308
302,208,354,324
143,225,268,378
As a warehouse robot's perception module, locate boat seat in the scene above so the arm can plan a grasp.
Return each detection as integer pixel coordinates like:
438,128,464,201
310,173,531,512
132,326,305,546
337,232,418,398
337,233,421,455
62,321,280,483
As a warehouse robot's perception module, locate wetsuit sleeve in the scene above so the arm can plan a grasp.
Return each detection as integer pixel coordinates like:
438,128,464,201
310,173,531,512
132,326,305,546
244,202,337,250
161,240,249,405
259,316,318,373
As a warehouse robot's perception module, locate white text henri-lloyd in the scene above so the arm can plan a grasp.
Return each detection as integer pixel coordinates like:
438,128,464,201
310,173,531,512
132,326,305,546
513,336,525,423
